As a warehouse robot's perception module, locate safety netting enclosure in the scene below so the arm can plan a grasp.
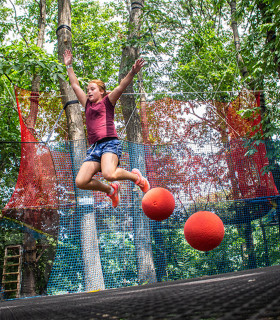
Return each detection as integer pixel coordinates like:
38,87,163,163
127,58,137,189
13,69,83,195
0,87,280,299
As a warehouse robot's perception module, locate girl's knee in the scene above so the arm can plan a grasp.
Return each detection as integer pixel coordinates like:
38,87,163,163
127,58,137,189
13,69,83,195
102,171,116,182
75,177,85,189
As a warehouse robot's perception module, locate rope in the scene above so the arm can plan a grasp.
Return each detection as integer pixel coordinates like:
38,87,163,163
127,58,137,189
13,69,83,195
145,33,242,137
144,5,253,96
46,100,79,144
144,10,266,138
1,12,266,141
3,81,16,106
175,71,241,137
1,89,275,100
118,103,138,140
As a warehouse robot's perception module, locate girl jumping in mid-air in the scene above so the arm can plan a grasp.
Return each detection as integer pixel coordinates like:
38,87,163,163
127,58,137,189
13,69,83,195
63,49,150,207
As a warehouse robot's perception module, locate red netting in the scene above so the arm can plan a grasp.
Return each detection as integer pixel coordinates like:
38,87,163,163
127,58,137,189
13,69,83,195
226,91,278,199
2,88,278,238
141,92,278,201
2,88,60,237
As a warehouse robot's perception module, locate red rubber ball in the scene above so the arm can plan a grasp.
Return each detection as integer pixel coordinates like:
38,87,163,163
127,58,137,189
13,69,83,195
184,211,225,251
142,188,175,221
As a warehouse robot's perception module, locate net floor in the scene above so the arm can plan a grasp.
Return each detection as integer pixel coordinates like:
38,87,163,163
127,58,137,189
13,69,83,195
1,265,280,320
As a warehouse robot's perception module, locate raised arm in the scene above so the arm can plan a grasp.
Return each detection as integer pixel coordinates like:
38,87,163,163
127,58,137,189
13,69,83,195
63,49,87,108
108,58,145,106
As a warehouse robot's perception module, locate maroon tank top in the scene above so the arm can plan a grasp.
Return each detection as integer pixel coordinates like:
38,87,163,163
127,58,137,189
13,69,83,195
85,95,118,145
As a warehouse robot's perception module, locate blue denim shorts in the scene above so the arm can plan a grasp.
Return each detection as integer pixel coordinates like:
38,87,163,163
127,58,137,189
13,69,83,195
84,137,122,163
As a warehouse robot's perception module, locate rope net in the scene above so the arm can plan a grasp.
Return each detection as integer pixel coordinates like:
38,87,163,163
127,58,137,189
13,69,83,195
0,88,280,297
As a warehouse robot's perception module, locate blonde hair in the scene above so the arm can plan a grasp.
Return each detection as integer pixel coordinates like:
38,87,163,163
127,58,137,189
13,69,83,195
88,79,107,97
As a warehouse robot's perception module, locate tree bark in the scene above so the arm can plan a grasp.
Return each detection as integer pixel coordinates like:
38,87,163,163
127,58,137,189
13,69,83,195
21,233,37,297
21,0,46,298
256,1,280,78
119,0,157,284
259,218,270,267
228,1,249,80
228,0,257,267
26,0,46,133
138,71,149,144
57,0,105,291
119,0,143,143
137,72,167,281
244,221,257,269
57,0,85,141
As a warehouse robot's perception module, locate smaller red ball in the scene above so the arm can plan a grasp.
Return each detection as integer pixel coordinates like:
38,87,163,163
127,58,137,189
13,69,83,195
184,211,225,251
142,188,175,221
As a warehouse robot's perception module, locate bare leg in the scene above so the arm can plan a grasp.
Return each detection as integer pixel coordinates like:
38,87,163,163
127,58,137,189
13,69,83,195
101,153,139,182
75,161,111,193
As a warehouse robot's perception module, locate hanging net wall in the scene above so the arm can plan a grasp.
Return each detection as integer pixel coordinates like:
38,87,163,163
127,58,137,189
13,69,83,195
1,88,280,298
1,89,59,238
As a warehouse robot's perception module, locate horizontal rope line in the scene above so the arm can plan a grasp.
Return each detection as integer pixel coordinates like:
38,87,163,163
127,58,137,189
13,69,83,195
0,89,276,100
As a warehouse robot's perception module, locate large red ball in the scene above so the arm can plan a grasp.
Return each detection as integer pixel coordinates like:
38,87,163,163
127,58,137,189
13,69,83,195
142,188,175,221
184,211,225,251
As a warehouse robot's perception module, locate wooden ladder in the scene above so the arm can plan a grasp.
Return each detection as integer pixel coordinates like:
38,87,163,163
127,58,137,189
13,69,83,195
2,245,23,299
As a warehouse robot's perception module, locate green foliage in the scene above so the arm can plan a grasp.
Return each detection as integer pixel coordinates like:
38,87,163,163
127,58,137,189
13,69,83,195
141,0,241,100
47,240,84,295
153,225,245,281
99,232,138,288
70,0,123,89
0,1,13,41
0,222,24,298
0,142,21,208
151,214,280,282
175,22,238,99
0,42,65,91
0,221,57,298
0,82,21,207
0,78,20,142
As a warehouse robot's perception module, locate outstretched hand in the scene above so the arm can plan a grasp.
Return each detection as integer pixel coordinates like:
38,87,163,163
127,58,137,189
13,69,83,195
63,49,73,66
132,58,145,74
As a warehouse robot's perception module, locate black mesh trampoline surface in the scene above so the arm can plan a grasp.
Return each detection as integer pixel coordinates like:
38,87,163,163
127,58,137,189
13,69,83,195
1,265,280,320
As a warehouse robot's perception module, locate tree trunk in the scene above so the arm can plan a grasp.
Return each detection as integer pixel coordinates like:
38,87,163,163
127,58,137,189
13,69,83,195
119,0,144,143
138,71,149,144
228,1,249,80
57,0,85,141
259,218,270,267
21,233,37,297
257,1,280,78
244,221,257,269
224,140,240,200
138,72,167,281
57,0,105,291
21,0,46,298
228,1,258,266
25,0,46,133
119,0,157,284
